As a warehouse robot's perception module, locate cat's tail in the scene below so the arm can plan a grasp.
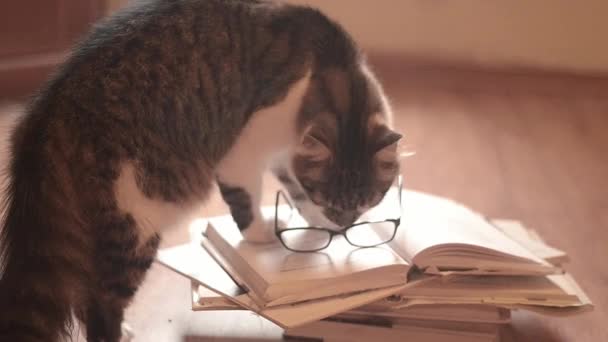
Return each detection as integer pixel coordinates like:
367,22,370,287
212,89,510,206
0,121,89,341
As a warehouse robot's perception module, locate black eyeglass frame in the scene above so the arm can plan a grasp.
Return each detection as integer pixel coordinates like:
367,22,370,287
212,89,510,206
274,175,403,253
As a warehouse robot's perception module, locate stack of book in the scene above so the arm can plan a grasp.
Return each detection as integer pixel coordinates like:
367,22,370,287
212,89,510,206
157,188,593,342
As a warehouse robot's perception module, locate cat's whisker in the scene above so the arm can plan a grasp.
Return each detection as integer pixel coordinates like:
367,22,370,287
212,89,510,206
0,1,402,340
399,151,416,158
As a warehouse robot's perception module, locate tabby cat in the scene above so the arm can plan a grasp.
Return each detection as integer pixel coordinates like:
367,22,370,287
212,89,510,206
0,0,402,341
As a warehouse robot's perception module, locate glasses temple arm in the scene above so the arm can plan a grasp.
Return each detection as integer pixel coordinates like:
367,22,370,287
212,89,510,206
278,190,294,210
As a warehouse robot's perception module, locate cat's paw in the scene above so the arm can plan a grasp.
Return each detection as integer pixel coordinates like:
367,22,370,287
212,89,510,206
120,322,134,342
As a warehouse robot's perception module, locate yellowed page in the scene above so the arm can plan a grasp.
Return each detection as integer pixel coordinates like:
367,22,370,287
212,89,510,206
192,285,242,310
402,274,576,301
156,237,411,328
285,320,497,342
490,219,569,265
207,206,408,284
349,304,510,324
386,273,592,310
388,190,551,270
156,242,254,305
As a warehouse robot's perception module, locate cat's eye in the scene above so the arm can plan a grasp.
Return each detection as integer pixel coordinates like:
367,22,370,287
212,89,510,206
302,134,322,149
299,133,331,161
365,189,388,208
300,184,327,206
370,192,384,206
300,182,314,193
375,129,402,150
373,128,402,156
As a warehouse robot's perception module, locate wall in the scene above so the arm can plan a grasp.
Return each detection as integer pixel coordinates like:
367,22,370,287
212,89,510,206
106,0,608,74
286,0,608,74
106,0,125,13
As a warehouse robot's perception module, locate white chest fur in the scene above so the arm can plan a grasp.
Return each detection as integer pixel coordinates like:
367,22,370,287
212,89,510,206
114,163,202,244
216,71,312,176
114,71,312,243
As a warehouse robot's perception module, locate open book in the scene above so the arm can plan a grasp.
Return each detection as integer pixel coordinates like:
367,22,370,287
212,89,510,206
204,187,558,307
205,216,409,307
188,227,589,320
156,237,412,329
192,284,511,324
156,215,592,328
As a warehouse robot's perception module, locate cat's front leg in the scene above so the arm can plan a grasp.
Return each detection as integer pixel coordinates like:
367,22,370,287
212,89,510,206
216,172,276,243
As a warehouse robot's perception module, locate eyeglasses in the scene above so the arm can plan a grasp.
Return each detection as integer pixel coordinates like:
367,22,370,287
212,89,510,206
274,176,403,253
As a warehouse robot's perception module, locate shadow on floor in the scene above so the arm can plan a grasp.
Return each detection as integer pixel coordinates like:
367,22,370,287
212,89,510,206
182,335,320,342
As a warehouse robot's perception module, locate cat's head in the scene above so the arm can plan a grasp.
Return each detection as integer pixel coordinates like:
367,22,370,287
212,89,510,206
291,64,401,228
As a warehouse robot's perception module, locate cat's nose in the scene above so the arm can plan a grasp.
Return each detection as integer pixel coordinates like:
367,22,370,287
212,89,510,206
326,210,358,227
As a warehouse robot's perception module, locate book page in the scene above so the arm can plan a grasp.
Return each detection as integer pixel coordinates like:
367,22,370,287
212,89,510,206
207,205,409,284
350,304,510,324
192,284,242,310
157,240,412,328
489,219,569,265
285,320,497,342
156,242,249,303
400,274,578,301
190,279,409,329
176,241,411,329
386,190,548,266
388,273,591,309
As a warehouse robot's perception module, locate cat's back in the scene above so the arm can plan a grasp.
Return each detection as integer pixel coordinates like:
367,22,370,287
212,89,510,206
16,0,264,156
14,0,319,166
30,0,263,105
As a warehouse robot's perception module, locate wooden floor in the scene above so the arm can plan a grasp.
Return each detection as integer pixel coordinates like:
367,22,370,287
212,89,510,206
1,61,607,341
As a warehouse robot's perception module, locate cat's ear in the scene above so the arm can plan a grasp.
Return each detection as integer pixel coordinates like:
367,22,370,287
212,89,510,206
297,128,331,161
374,129,402,161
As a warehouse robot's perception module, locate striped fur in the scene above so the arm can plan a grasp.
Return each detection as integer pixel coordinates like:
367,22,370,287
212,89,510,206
0,0,400,340
289,65,402,228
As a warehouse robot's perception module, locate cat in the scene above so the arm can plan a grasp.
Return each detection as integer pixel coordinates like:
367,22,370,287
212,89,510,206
0,0,402,341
